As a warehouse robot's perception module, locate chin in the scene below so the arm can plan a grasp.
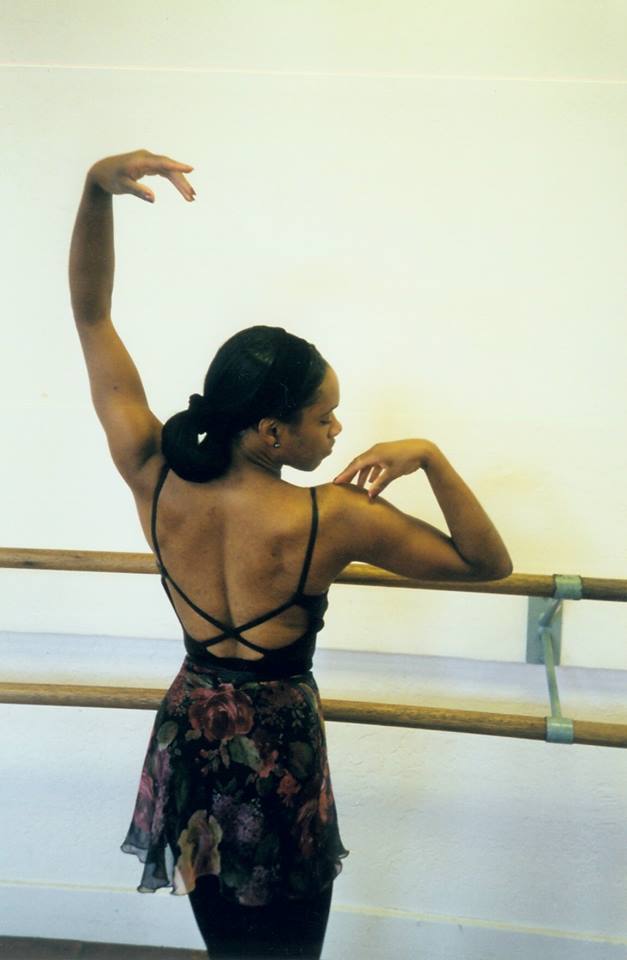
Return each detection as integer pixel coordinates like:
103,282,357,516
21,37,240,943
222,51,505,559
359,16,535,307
304,455,328,472
291,449,332,472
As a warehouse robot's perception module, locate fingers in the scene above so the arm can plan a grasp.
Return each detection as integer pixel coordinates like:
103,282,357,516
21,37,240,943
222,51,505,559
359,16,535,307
129,151,197,202
149,152,194,172
334,455,388,498
356,464,382,488
167,169,196,202
357,466,370,488
119,175,155,203
362,465,388,500
333,455,368,485
333,456,358,484
137,151,193,174
367,470,390,500
160,159,194,172
333,466,359,485
333,448,369,478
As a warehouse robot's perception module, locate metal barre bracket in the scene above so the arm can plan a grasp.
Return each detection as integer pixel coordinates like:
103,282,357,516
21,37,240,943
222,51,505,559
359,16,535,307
552,575,584,601
526,575,582,745
526,575,583,665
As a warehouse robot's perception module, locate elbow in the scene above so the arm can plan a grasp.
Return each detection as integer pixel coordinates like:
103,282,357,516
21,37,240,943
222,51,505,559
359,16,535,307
497,548,514,579
488,561,513,581
457,544,513,582
473,555,513,581
502,555,514,578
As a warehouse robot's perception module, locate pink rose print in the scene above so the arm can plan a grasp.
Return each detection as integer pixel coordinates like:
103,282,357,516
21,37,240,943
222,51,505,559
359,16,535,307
277,771,301,805
258,748,280,779
189,684,254,742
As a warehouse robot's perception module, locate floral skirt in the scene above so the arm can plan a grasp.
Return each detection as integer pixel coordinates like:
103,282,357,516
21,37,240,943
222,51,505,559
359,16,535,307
121,656,348,906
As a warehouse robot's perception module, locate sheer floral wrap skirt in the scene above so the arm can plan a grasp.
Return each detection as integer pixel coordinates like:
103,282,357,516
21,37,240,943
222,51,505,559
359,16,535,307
121,656,348,907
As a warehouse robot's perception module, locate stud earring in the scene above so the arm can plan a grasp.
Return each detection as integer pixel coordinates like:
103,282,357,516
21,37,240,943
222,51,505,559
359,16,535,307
273,441,281,449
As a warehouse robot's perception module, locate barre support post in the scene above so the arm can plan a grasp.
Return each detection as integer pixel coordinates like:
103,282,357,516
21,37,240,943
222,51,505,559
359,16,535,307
527,575,582,744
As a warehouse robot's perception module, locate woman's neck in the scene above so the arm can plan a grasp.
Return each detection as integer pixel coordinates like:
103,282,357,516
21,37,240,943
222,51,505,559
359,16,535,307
228,442,283,481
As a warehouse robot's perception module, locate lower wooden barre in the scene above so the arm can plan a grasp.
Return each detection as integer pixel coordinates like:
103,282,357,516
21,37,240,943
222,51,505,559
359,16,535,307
1,682,625,748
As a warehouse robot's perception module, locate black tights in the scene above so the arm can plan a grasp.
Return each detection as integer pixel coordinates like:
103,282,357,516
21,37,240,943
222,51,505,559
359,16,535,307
188,875,333,959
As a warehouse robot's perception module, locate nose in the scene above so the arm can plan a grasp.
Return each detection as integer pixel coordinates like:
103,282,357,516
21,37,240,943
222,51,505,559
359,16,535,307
331,415,342,437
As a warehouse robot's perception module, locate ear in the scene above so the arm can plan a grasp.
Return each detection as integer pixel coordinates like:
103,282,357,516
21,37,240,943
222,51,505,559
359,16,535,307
257,417,280,448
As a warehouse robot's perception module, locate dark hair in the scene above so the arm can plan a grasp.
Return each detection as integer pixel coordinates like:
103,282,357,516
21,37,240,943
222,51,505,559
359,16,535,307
161,326,328,482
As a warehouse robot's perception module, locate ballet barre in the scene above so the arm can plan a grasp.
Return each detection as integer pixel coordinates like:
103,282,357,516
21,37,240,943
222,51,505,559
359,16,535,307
1,547,625,748
0,682,625,748
0,547,625,601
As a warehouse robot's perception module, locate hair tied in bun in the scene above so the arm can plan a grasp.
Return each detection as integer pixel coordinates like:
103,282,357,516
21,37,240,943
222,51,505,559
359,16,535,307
162,326,327,482
187,393,212,432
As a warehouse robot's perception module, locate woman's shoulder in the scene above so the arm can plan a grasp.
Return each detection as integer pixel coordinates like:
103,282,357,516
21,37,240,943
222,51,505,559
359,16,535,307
312,481,409,555
312,481,379,524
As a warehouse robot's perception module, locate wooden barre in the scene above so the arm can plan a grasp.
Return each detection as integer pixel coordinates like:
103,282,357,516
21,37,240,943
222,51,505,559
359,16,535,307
1,682,625,748
0,548,625,601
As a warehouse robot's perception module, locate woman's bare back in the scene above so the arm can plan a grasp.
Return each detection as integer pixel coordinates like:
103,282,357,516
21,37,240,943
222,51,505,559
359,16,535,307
137,464,344,661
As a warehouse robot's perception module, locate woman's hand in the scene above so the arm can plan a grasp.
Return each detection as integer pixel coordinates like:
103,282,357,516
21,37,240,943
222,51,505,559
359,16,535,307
333,439,437,500
87,149,196,203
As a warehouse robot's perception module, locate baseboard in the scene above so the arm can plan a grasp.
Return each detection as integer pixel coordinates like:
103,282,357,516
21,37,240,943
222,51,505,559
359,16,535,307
1,882,624,960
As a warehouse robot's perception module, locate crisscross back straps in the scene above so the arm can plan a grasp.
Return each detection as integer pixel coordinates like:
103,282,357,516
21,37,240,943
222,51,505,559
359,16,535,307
151,473,320,649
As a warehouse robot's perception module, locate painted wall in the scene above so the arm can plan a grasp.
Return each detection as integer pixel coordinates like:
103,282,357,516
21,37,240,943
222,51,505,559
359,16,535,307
1,3,625,957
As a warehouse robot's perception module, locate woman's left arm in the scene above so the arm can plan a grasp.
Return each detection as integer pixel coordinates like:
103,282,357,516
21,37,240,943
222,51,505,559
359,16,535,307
69,150,195,487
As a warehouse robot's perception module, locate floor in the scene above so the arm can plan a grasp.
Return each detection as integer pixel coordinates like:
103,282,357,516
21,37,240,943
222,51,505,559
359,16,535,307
0,938,205,960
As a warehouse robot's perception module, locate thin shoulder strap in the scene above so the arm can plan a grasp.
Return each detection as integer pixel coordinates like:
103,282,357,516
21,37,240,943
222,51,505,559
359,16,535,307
295,487,319,595
151,462,170,569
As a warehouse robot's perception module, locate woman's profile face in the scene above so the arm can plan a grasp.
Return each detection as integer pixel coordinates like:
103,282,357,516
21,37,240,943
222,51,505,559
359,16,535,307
284,366,342,471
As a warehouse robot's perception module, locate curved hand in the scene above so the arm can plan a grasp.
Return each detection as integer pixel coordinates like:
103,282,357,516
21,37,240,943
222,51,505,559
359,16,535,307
333,439,435,500
88,149,196,203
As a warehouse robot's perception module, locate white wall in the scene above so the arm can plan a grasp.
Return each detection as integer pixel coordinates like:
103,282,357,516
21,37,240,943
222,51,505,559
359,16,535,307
1,3,626,957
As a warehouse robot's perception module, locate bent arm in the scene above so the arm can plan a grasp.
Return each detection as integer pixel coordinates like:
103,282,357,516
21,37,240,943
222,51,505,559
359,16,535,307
333,439,512,581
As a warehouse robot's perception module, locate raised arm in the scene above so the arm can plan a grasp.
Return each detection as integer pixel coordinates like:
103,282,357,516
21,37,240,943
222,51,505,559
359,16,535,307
332,439,512,581
69,149,195,488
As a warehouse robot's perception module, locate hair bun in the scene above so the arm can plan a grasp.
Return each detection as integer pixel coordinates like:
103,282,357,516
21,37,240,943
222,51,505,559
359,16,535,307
187,393,212,431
